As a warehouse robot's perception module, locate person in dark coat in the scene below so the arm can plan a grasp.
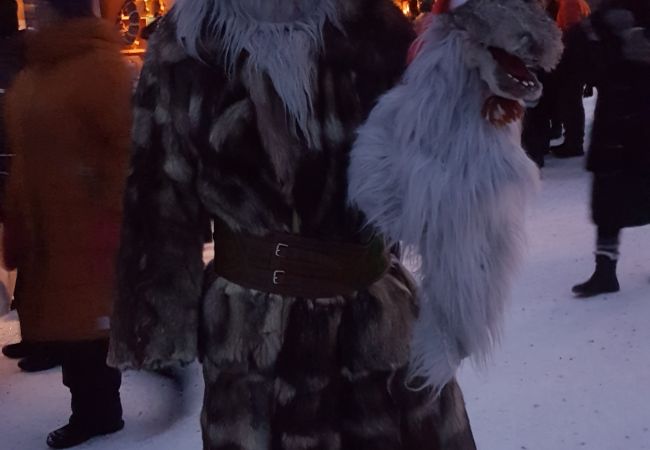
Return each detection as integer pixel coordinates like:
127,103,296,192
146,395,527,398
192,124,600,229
551,0,594,158
522,0,591,167
0,0,13,316
3,0,131,447
1,0,71,375
572,0,650,296
0,0,20,211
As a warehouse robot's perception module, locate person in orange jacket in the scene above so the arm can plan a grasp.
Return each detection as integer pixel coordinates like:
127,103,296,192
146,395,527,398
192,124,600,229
2,0,132,447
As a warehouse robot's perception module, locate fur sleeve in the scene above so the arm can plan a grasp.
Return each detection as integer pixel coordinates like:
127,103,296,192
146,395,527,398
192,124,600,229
108,29,210,370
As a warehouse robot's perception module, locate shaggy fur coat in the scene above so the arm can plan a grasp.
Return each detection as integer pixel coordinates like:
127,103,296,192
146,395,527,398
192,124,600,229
109,1,476,449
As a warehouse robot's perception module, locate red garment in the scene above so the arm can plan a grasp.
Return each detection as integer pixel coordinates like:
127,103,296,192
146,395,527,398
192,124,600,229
433,0,452,14
557,0,591,31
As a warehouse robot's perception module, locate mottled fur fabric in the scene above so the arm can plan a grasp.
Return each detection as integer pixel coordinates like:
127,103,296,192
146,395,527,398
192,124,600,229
109,1,477,448
348,1,561,392
199,261,476,450
109,0,416,369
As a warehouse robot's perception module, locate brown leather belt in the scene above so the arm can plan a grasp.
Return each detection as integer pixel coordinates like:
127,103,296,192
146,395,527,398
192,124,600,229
212,221,389,298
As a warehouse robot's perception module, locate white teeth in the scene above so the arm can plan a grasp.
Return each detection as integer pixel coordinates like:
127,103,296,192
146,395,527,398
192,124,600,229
506,73,536,88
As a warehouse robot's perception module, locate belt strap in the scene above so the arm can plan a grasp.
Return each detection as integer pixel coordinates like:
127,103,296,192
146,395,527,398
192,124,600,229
212,220,389,298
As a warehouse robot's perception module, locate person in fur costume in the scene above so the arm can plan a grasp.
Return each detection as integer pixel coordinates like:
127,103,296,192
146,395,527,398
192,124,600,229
108,0,559,449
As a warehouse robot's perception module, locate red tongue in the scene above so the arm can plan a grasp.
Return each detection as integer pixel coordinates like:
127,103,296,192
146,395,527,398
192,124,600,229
489,47,533,82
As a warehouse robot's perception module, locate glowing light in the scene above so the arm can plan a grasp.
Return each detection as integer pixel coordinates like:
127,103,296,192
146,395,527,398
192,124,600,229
393,0,414,17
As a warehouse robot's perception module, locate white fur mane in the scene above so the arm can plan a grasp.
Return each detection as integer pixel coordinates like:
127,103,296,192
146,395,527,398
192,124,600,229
173,0,340,147
348,17,540,392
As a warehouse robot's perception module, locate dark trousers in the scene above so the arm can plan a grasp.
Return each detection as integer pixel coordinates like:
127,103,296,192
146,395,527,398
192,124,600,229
596,226,621,260
60,339,122,428
555,79,585,151
523,64,586,166
522,106,551,167
522,72,558,167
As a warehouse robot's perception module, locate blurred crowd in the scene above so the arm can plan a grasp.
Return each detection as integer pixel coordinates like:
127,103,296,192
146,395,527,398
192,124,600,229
0,0,648,449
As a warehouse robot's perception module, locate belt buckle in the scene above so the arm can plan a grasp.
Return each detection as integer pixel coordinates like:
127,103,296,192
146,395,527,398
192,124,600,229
273,270,285,285
275,243,288,257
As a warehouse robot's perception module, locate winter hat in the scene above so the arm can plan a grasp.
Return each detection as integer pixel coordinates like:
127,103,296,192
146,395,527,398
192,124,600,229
556,0,591,31
0,0,18,37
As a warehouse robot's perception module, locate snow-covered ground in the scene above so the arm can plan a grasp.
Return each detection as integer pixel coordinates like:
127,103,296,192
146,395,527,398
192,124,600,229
2,97,650,450
458,155,650,450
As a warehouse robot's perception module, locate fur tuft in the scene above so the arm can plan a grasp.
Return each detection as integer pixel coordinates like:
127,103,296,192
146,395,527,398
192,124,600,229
172,0,341,147
348,16,540,392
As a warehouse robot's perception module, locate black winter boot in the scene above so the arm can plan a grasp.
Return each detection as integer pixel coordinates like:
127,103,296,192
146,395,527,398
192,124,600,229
17,353,61,372
572,255,620,297
48,339,124,448
2,341,32,359
46,420,124,449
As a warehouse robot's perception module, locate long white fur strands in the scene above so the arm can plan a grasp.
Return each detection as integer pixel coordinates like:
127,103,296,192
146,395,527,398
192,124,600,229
173,0,340,147
348,17,540,392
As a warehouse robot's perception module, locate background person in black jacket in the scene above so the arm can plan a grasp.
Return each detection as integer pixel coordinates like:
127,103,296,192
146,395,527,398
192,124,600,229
0,0,21,311
522,0,591,168
0,1,20,196
572,0,650,296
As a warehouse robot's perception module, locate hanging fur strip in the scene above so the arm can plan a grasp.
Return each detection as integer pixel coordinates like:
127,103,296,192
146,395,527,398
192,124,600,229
348,15,541,392
172,0,340,147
